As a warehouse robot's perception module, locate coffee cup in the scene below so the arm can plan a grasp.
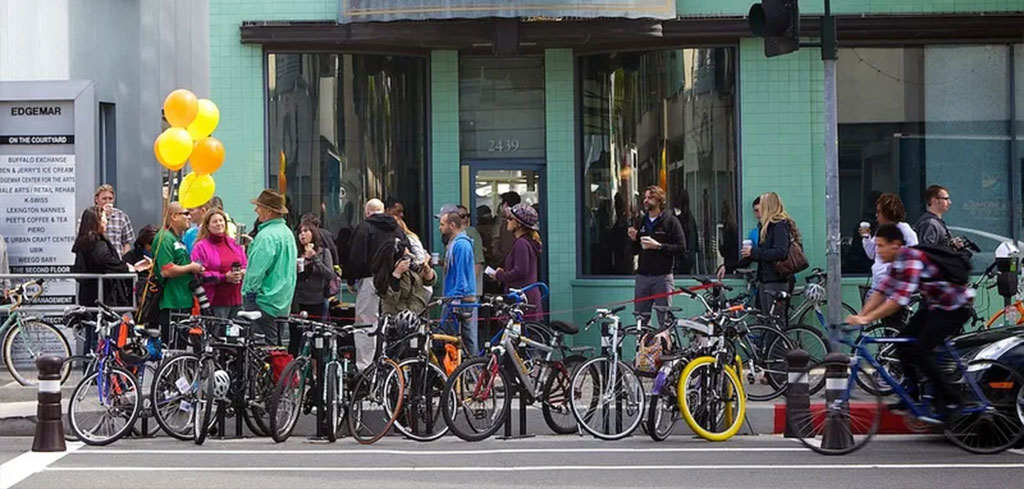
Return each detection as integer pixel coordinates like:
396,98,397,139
859,221,871,236
742,239,753,252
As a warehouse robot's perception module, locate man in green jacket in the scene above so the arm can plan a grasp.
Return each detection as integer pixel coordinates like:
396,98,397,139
243,189,297,346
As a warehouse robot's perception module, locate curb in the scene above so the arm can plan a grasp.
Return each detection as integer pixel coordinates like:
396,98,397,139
772,402,931,434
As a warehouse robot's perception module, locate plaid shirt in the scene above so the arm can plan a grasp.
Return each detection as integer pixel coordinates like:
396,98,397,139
879,247,974,311
104,207,135,256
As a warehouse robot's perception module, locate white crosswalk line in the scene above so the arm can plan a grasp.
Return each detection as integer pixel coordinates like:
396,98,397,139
0,442,83,489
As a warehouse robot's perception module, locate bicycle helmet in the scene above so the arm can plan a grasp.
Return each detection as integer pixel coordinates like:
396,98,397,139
804,282,826,304
118,339,149,365
212,369,231,399
388,310,420,342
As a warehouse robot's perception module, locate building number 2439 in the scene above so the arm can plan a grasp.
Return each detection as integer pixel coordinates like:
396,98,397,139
488,139,520,153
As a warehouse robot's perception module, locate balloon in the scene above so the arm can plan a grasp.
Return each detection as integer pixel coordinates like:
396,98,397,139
178,172,215,209
163,89,198,128
156,128,193,167
190,137,225,175
153,136,185,171
186,99,220,140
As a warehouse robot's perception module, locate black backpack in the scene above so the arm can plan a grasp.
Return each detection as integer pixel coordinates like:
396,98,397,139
912,244,972,285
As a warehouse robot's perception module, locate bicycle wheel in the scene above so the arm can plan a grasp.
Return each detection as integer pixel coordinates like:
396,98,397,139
268,357,309,443
242,353,275,437
944,360,1024,454
441,355,511,442
678,356,746,442
788,364,882,455
67,366,141,446
733,326,792,401
131,362,160,438
646,361,684,442
570,356,645,440
325,361,345,442
783,325,830,394
387,358,449,442
854,325,902,396
348,357,404,444
193,359,216,445
541,357,586,435
151,353,202,441
3,319,71,386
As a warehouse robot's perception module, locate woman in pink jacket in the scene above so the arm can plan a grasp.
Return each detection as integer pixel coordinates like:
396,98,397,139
191,209,248,319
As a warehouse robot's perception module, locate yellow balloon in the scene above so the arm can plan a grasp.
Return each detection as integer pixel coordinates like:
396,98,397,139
178,172,216,209
154,135,185,171
157,128,193,167
186,99,220,140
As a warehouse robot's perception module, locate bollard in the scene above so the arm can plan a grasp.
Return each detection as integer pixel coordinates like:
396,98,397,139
32,355,66,452
784,348,812,438
820,351,853,450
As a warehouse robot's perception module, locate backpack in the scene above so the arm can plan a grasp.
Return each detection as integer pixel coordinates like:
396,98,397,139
912,244,972,285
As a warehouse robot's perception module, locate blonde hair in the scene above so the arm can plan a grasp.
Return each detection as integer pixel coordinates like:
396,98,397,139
758,192,801,244
394,216,419,242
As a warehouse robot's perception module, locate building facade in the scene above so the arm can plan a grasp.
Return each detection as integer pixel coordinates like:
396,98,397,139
160,1,1024,345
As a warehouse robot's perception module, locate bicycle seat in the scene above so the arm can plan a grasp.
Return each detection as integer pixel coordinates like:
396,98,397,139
764,289,790,300
652,305,683,313
235,310,262,321
548,320,579,335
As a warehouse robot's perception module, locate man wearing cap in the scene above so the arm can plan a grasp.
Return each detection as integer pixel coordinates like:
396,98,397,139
438,207,478,355
242,189,297,345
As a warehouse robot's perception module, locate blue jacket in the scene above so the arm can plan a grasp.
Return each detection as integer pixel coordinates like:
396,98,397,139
444,232,476,298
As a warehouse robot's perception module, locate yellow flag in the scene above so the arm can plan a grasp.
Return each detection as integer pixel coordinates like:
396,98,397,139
277,150,287,194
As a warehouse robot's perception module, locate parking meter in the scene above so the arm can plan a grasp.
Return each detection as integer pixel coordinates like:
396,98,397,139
994,241,1020,299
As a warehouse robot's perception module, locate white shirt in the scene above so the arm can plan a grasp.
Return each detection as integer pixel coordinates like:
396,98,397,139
862,221,919,290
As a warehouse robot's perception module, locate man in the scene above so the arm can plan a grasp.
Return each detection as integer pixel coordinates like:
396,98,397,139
439,209,478,355
301,212,339,268
207,196,238,238
914,185,953,248
457,205,486,339
847,223,973,420
153,202,204,345
627,185,685,328
182,203,210,254
93,184,135,257
347,198,405,370
242,189,298,346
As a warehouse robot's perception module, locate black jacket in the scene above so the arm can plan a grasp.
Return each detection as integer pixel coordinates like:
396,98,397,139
748,220,792,283
631,212,686,276
914,211,951,248
72,235,129,306
346,213,407,280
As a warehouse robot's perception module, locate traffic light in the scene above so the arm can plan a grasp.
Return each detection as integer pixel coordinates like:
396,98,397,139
749,0,800,57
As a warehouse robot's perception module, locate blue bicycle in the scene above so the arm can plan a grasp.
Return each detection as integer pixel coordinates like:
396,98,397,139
789,324,1024,455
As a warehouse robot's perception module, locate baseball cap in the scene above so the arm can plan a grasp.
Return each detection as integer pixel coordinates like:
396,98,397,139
434,203,458,219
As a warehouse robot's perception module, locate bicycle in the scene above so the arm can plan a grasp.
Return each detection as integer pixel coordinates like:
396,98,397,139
345,312,405,444
789,323,1024,455
442,282,588,441
1,279,72,386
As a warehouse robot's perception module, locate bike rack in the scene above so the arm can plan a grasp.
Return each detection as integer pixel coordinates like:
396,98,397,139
497,385,534,440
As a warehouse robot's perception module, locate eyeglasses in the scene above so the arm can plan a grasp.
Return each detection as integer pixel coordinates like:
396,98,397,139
937,197,951,201
174,211,191,216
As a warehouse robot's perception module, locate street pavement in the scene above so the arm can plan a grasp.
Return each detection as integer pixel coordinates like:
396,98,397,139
2,434,1022,489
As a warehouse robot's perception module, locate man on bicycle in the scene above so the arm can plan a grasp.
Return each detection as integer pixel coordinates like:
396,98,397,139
846,223,974,417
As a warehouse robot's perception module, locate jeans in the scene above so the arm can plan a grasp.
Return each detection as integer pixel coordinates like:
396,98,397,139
242,299,281,346
758,281,791,328
158,308,191,349
634,274,674,328
442,299,478,356
354,277,379,371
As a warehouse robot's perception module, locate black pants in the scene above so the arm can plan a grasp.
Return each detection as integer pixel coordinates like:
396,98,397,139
290,303,323,357
896,306,969,405
158,308,191,350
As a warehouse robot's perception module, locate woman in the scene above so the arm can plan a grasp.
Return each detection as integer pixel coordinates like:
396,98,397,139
490,203,544,316
861,193,918,293
123,225,157,306
290,222,334,356
191,210,247,319
72,207,131,353
394,216,432,296
741,192,800,319
717,196,762,279
374,237,436,316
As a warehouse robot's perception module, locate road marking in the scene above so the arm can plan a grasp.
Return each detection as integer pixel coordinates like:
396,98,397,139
72,447,808,456
1010,449,1024,456
0,442,83,489
44,463,1024,473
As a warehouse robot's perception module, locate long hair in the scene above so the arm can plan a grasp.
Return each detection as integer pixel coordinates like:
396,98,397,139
508,218,543,249
196,209,229,242
72,206,105,253
758,192,801,243
875,193,906,223
294,222,323,253
394,216,419,243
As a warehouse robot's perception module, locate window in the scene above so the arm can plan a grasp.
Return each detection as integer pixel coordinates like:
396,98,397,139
459,56,545,160
579,48,739,276
838,45,1024,273
99,102,116,188
266,53,428,243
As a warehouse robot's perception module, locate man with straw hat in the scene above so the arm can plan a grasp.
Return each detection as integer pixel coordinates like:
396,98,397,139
242,189,297,345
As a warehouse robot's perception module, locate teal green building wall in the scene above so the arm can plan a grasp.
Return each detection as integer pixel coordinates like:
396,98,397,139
677,0,1024,16
544,49,577,324
429,50,461,254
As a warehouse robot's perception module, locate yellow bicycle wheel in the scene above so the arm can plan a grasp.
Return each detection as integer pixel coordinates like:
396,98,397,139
677,356,746,441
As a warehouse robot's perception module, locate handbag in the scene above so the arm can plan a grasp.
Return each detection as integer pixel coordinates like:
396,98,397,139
774,237,809,278
135,273,163,327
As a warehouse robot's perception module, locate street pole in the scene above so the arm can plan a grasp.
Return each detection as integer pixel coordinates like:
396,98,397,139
821,0,842,347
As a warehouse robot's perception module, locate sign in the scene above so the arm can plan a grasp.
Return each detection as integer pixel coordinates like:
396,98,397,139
339,0,675,22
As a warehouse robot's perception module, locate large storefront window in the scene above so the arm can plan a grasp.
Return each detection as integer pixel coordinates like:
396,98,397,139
266,53,428,240
838,45,1024,273
579,48,738,276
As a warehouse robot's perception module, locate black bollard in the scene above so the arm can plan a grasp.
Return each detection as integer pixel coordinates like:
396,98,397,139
784,348,812,438
32,355,66,452
820,352,853,450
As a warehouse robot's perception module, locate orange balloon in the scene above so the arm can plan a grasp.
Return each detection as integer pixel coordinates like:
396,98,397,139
190,137,225,175
154,134,186,171
163,89,198,128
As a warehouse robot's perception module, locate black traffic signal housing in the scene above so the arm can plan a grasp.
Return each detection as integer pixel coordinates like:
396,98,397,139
749,0,800,57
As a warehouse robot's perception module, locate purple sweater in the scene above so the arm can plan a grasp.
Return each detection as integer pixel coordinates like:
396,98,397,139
495,236,543,315
190,234,248,307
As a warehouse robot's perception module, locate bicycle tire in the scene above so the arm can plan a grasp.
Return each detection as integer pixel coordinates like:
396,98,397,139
268,357,309,443
570,356,645,441
193,358,216,445
131,362,160,438
441,355,511,442
788,365,882,455
678,356,746,442
348,357,404,444
541,356,585,435
388,358,449,442
854,325,902,396
67,366,141,446
734,326,792,402
3,319,71,386
944,360,1024,454
325,361,344,442
241,353,275,438
151,353,202,441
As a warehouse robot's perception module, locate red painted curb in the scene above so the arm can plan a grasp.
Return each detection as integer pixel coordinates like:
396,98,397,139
772,403,937,435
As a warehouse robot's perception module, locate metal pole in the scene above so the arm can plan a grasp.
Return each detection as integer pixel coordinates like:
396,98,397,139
822,0,842,349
